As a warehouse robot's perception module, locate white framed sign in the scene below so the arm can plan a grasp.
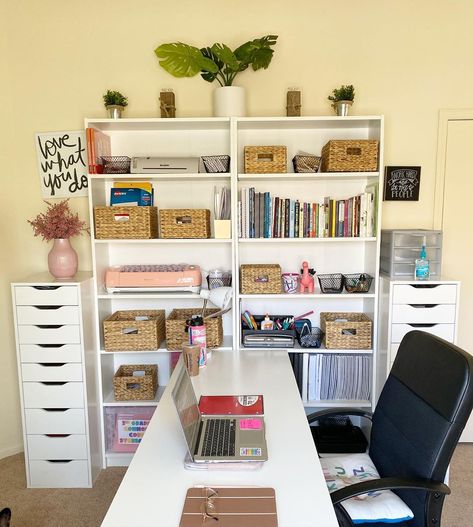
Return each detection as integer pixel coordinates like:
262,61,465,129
35,131,88,198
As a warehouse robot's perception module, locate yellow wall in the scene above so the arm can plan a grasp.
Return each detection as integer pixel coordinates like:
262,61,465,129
1,0,472,454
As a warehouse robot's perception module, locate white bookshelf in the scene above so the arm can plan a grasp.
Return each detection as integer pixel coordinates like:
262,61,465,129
86,115,383,468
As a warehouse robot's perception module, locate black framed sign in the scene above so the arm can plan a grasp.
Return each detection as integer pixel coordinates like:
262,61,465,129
383,166,421,201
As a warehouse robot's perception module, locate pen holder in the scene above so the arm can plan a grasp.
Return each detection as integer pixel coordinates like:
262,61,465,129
214,219,231,239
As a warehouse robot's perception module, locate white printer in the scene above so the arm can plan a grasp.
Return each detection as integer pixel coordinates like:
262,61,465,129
131,157,200,174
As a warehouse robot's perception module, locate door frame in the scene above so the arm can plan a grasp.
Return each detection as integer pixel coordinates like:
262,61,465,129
434,109,473,229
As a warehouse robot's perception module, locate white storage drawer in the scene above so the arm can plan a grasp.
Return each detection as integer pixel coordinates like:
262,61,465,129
392,284,457,305
21,363,82,382
25,408,86,435
27,434,88,460
17,325,81,344
391,324,455,344
391,304,456,324
15,285,78,306
23,382,84,408
19,344,82,363
16,305,80,325
29,459,89,488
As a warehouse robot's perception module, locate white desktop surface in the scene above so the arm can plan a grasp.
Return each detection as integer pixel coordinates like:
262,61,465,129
101,350,338,527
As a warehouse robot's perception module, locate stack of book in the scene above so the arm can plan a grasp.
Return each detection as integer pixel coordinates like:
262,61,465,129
289,353,304,396
238,186,377,239
307,354,371,401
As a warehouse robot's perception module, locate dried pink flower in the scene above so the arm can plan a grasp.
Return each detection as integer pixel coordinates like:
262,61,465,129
28,199,89,241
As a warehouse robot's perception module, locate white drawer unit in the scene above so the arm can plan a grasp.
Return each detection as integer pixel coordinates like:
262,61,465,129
11,273,100,488
378,278,460,382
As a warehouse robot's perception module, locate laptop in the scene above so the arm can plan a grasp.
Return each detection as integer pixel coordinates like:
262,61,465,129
171,366,268,463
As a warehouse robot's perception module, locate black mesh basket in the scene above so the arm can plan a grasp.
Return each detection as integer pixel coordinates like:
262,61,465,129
297,325,324,348
101,156,131,174
317,273,344,294
201,155,230,173
343,273,374,293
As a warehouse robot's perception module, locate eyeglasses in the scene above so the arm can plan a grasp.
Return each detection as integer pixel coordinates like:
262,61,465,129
201,487,219,522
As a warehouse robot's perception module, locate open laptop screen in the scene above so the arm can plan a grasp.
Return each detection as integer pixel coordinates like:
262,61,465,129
171,367,201,456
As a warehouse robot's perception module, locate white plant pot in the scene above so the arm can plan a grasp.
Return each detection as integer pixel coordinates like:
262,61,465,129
213,86,246,117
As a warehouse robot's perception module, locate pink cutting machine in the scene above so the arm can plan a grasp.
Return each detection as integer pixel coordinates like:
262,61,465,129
105,264,202,294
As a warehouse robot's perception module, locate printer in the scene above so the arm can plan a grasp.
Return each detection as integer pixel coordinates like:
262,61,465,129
131,157,200,174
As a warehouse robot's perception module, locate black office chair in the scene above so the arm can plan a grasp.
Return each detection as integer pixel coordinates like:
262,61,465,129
307,330,473,527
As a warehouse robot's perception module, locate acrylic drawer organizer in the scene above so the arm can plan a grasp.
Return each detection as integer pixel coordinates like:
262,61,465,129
159,209,211,239
165,308,223,350
94,206,158,239
321,140,379,172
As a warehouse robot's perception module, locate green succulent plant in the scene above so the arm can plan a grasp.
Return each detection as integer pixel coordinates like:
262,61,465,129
154,35,278,87
327,85,355,102
103,90,128,108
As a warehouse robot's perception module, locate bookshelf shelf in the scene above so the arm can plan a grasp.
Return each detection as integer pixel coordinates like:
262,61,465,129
89,173,231,181
239,293,376,299
238,237,377,243
93,238,232,245
238,172,380,181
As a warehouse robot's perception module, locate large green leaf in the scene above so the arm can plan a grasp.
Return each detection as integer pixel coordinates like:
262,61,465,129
234,35,278,70
155,42,218,78
200,47,222,83
211,43,239,71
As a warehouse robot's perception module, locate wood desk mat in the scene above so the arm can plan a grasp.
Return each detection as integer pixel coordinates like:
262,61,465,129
180,487,277,526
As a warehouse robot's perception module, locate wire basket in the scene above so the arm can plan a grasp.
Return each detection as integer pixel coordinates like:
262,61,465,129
343,273,374,293
207,271,232,290
297,325,324,348
292,154,321,173
201,155,230,173
101,156,131,174
318,273,344,294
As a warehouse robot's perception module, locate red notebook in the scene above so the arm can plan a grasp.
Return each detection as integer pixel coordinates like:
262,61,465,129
199,395,264,416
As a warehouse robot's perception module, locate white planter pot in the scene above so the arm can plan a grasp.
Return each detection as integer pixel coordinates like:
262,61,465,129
213,86,246,117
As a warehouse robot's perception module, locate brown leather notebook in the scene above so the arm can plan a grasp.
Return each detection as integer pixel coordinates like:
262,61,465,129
179,486,278,527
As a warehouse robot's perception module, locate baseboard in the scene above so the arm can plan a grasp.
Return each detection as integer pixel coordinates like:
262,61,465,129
0,444,23,460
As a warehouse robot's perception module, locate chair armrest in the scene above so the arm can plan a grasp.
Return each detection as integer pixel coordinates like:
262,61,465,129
307,408,373,424
330,477,451,505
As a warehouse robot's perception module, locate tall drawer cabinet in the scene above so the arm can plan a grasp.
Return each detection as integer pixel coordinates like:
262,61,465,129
11,272,101,488
377,277,460,394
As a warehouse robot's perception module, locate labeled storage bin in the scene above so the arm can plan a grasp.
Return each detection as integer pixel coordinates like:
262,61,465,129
94,206,158,239
201,155,230,173
380,229,442,278
292,154,321,173
159,209,211,239
105,406,156,453
165,308,223,350
240,264,282,294
113,364,158,401
101,156,131,174
103,310,166,351
321,140,379,172
320,312,372,349
244,146,287,173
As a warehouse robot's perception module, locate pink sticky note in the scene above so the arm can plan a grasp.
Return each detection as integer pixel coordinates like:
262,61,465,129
240,418,262,430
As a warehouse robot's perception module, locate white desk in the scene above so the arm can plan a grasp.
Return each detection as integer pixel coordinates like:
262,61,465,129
101,351,338,527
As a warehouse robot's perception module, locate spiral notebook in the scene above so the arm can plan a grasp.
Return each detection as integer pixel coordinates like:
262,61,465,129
179,486,277,527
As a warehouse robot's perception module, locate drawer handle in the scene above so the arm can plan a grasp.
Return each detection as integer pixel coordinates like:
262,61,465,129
38,344,66,348
42,408,68,412
408,323,437,328
408,304,438,309
45,434,71,438
40,381,67,386
410,284,439,289
39,363,66,367
35,325,64,329
33,286,61,291
33,305,62,310
46,460,73,464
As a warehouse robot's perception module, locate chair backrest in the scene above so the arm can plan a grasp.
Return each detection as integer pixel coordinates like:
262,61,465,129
369,330,473,526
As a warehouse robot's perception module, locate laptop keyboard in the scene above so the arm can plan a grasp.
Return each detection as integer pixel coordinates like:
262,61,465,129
202,419,236,457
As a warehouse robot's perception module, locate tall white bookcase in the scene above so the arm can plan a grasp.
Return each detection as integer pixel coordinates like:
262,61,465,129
86,116,384,468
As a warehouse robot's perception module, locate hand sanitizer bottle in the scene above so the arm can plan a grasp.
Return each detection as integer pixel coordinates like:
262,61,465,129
415,238,430,280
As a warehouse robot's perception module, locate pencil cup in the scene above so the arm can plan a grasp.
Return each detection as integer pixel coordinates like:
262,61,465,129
214,220,231,239
182,343,200,377
282,273,300,294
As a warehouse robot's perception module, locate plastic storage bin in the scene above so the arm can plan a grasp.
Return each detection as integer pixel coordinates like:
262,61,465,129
104,406,156,453
380,229,442,278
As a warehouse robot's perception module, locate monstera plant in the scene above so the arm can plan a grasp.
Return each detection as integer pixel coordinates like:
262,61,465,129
154,35,278,87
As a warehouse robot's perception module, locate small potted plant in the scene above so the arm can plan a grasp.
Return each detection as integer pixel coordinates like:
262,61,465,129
28,199,89,279
154,35,278,117
103,90,128,119
327,84,355,116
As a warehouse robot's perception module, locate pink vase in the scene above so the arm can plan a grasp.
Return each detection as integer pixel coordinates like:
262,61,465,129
48,238,78,279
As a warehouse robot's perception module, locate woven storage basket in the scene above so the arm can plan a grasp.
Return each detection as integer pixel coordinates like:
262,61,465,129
320,312,372,349
103,310,165,352
244,146,287,174
159,209,210,239
321,140,379,172
240,264,282,294
113,364,158,401
166,308,223,350
94,206,158,239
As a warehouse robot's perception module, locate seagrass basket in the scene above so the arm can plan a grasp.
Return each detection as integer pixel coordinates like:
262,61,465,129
320,312,372,349
244,146,287,174
113,364,158,401
103,310,165,352
159,209,210,238
321,140,379,172
165,308,223,350
94,206,158,239
240,264,282,294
